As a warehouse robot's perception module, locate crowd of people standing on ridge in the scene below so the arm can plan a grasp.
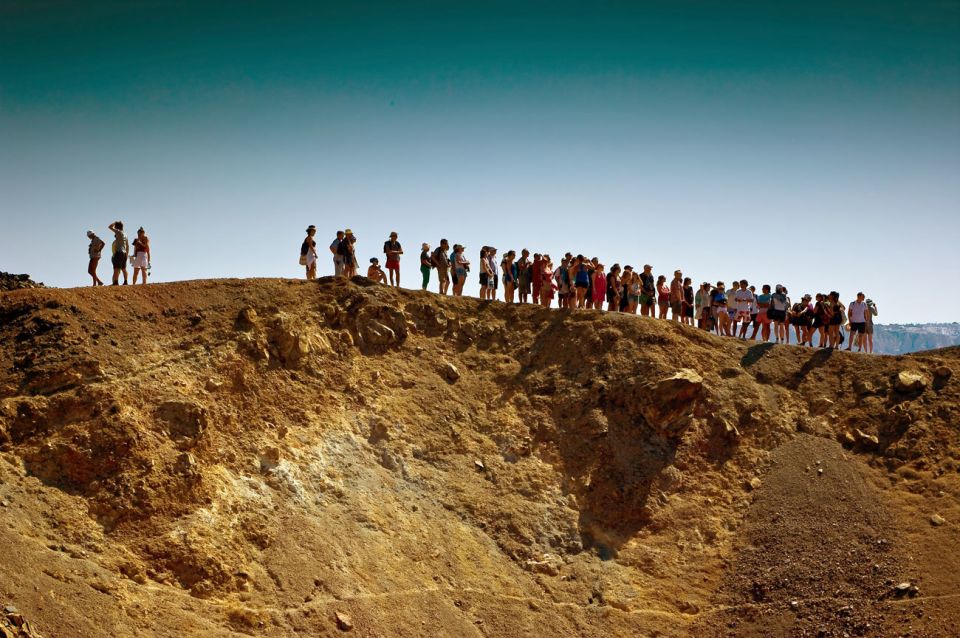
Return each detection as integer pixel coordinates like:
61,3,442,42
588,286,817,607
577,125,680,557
319,228,880,353
86,221,151,287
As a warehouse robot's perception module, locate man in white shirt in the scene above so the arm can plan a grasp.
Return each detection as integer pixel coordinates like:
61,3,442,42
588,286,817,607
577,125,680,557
847,292,868,352
733,280,755,339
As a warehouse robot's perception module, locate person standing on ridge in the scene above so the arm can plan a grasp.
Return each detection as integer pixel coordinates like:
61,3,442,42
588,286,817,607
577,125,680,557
864,297,878,353
656,274,670,319
486,247,499,300
592,263,606,310
340,229,357,277
639,264,655,317
502,250,517,303
86,230,105,286
301,225,318,280
453,244,470,296
540,255,555,308
670,270,684,322
682,277,695,326
847,292,868,352
516,249,531,304
131,226,151,285
107,221,129,285
330,230,345,277
733,280,755,339
383,231,403,288
419,242,432,291
531,253,543,305
606,264,622,312
432,239,451,295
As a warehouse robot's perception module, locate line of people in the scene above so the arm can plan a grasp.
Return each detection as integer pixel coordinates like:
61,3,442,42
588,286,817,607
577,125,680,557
311,228,879,353
86,222,151,286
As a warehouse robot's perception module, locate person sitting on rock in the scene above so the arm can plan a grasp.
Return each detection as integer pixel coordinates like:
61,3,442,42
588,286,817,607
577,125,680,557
367,257,387,284
86,230,105,286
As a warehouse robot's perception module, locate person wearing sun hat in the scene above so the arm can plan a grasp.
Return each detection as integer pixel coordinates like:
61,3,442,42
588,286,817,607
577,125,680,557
339,229,357,277
383,231,403,288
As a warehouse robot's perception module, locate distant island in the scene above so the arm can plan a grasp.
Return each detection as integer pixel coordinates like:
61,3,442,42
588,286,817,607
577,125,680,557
873,323,960,355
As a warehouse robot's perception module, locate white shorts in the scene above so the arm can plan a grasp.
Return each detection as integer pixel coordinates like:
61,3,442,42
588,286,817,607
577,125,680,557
133,252,149,268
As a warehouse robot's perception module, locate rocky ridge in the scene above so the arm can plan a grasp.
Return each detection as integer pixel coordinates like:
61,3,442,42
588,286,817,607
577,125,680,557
0,276,957,637
0,274,44,293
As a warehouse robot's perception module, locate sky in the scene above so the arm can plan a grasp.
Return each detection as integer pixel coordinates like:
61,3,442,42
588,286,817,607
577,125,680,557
1,0,958,323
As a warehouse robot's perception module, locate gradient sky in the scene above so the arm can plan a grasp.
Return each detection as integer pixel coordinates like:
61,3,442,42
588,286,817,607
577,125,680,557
2,1,958,323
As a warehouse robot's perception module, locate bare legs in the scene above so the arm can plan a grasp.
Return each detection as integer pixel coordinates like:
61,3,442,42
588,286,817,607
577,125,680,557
88,257,104,286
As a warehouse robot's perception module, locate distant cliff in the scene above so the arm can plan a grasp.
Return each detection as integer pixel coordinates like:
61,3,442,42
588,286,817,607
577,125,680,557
872,323,960,355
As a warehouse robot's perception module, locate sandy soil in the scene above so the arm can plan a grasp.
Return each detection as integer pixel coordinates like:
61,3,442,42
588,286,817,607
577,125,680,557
0,276,957,637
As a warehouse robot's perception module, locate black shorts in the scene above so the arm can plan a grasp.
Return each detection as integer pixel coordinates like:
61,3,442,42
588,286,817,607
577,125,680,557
575,282,589,289
850,322,865,333
830,314,842,326
684,306,694,318
111,251,127,268
768,309,786,322
479,273,489,286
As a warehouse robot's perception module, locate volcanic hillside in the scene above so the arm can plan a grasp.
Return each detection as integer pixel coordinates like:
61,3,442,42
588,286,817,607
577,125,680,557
0,277,958,637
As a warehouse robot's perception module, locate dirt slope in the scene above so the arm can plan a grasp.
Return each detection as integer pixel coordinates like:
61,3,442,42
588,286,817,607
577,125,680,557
0,277,957,637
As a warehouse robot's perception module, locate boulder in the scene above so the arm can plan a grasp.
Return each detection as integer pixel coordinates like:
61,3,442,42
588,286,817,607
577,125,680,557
853,429,879,451
174,452,198,477
810,397,835,414
353,304,408,350
235,308,258,331
359,320,397,346
933,366,953,388
155,401,208,439
441,362,460,382
640,369,704,437
894,371,927,393
930,513,946,526
335,611,353,631
268,326,311,368
853,378,876,396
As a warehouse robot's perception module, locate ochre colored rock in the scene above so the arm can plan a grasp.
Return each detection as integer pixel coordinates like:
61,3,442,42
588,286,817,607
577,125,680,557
640,369,704,437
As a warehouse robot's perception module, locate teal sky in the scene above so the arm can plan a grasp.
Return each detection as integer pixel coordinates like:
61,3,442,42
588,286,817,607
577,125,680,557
2,1,958,323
